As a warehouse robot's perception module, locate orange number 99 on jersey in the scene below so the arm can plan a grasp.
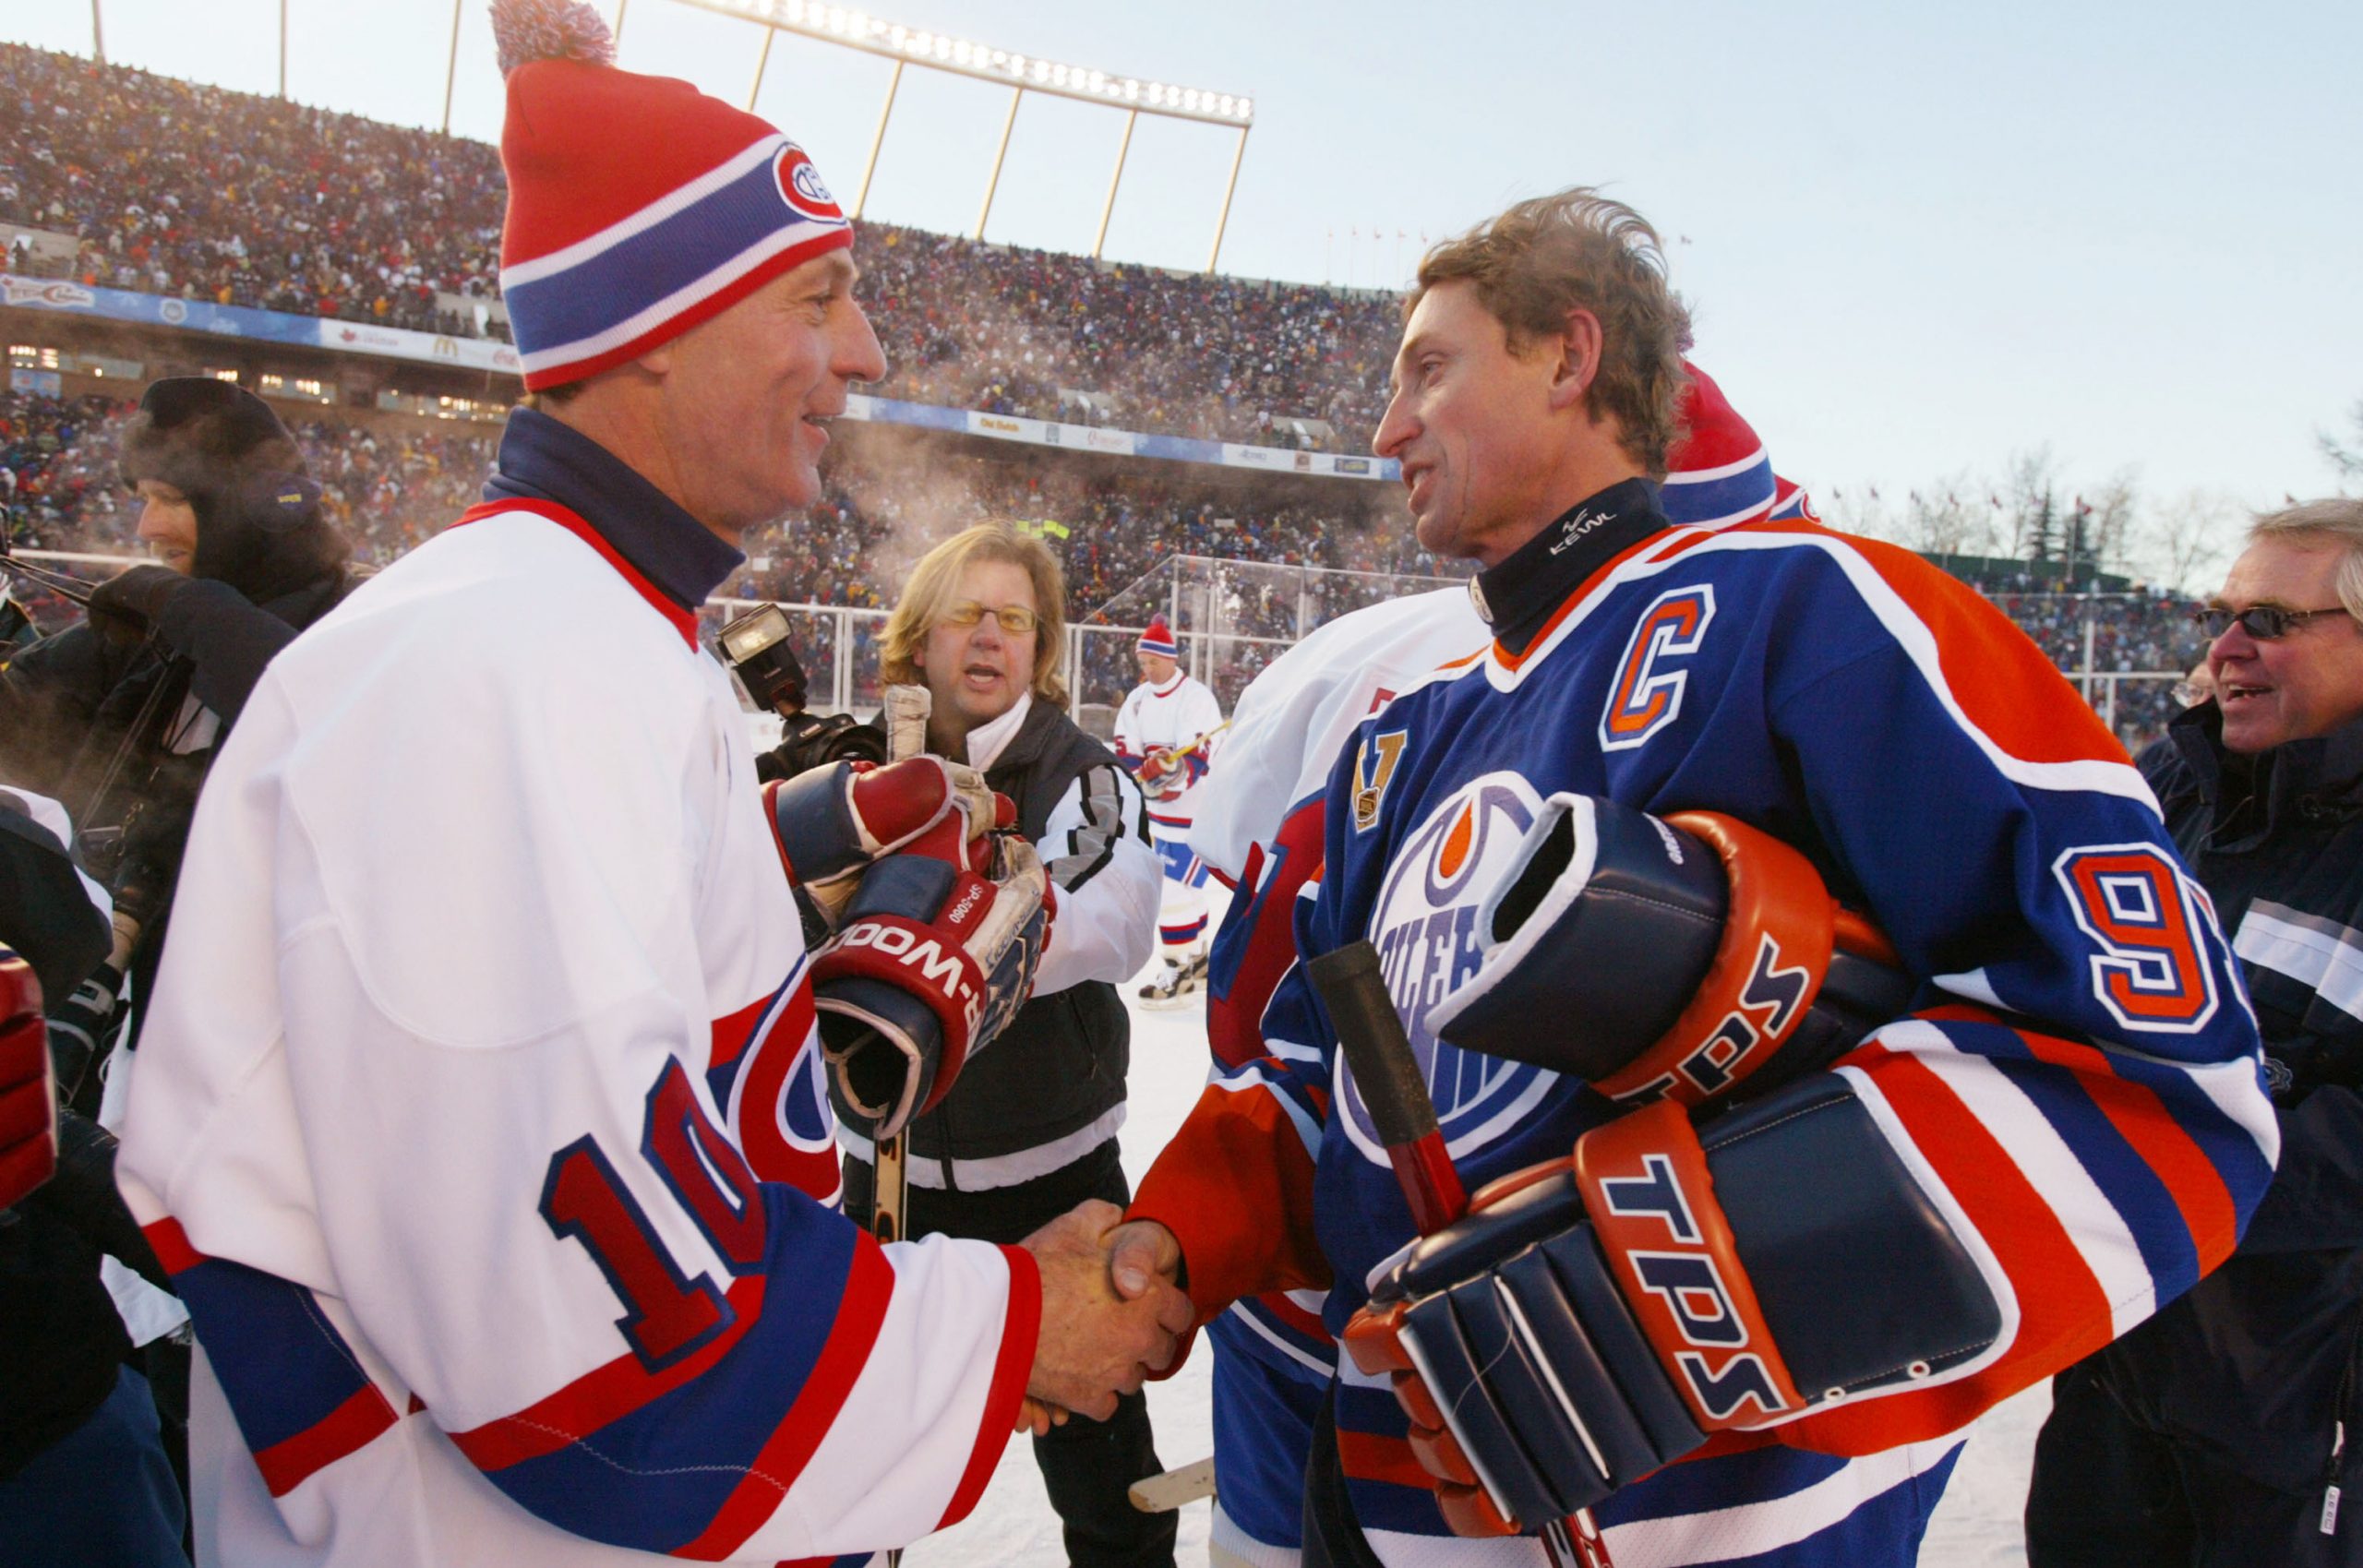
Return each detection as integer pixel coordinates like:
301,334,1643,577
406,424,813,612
2053,844,2222,1033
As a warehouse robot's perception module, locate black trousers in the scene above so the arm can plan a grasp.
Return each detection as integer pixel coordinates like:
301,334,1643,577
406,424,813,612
844,1140,1176,1568
2027,1359,2363,1568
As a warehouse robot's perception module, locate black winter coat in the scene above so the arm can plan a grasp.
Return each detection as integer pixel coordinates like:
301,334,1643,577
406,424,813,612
907,697,1137,1177
2093,701,2363,1492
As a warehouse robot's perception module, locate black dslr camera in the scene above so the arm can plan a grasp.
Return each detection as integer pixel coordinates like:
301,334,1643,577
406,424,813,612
718,604,890,783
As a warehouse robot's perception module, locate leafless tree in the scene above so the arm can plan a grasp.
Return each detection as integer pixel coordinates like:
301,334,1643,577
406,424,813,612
2133,488,2246,594
2321,398,2363,490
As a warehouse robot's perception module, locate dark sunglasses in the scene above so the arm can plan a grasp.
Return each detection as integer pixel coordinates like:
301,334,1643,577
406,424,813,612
2190,604,2352,640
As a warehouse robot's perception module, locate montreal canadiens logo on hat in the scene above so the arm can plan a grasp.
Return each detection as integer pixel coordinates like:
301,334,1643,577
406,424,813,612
774,145,844,223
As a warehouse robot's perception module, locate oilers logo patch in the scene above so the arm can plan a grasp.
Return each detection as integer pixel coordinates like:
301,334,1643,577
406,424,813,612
1340,772,1559,1167
774,144,846,223
1351,730,1407,833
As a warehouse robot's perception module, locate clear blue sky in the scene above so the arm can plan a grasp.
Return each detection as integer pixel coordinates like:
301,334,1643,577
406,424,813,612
6,0,2358,521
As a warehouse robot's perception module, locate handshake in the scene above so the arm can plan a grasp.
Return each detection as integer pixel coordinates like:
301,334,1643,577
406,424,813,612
1014,1204,1189,1435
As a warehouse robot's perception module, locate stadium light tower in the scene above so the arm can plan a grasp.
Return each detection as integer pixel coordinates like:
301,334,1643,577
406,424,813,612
676,0,1254,271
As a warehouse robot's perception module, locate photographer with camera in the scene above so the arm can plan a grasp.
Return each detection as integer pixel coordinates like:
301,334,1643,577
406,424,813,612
844,521,1170,1567
718,604,890,781
0,377,352,1046
0,377,350,1562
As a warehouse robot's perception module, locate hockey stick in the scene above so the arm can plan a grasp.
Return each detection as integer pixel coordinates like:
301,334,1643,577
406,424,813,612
863,683,933,1253
1305,940,1614,1568
1137,718,1231,786
870,685,933,1568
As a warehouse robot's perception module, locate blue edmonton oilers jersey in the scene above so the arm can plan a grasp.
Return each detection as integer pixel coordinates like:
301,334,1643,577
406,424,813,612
1190,479,2277,1565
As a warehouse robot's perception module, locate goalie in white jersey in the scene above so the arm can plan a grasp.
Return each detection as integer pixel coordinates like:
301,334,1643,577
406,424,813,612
1112,615,1227,1005
113,6,1187,1563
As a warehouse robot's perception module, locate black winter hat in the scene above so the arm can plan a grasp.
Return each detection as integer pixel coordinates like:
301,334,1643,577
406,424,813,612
117,377,342,597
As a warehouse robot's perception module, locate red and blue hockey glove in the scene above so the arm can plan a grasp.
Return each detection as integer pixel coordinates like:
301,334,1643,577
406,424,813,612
1342,1089,2002,1536
0,947,57,1208
812,805,1053,1142
765,757,1005,928
1428,796,1909,1110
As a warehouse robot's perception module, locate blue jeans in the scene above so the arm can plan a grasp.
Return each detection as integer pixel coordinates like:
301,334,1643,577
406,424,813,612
0,1366,188,1567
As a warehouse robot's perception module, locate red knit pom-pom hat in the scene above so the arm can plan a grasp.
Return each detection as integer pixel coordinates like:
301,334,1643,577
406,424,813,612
1661,361,1777,530
1137,616,1180,658
491,0,854,390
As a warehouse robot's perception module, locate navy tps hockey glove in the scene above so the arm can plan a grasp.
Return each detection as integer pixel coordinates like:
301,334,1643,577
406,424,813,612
1428,795,1912,1110
811,797,1053,1143
1342,1091,2003,1536
1,946,56,1207
765,756,1003,930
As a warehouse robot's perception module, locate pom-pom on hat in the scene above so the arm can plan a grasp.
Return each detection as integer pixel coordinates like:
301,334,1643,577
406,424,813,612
1661,361,1777,530
490,0,854,391
1137,616,1180,659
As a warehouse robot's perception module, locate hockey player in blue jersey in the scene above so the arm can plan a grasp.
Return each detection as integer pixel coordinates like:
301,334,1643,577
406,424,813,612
1106,188,2277,1567
1183,363,1812,1568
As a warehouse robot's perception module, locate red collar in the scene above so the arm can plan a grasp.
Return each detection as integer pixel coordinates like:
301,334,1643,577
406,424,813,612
451,498,699,649
1152,673,1186,699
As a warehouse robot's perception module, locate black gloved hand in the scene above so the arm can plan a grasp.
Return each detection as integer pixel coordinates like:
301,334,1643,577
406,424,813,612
85,564,190,648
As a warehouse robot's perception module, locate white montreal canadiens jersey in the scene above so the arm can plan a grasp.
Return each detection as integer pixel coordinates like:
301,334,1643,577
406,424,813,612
1193,588,1487,884
1113,672,1226,827
116,507,1036,1567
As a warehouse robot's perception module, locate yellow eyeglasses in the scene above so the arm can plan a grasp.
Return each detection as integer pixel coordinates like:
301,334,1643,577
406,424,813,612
942,602,1038,635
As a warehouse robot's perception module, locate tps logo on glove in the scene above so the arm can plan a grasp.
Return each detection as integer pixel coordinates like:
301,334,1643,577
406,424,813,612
1577,1107,1802,1428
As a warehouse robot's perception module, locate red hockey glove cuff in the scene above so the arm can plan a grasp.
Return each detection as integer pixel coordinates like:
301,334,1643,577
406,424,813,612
1428,795,1909,1110
814,822,1050,1140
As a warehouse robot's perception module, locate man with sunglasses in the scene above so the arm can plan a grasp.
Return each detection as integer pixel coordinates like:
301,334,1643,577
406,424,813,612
2029,497,2363,1566
869,522,1171,1567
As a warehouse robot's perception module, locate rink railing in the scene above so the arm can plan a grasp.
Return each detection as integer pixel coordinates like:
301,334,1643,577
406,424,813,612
11,556,2198,749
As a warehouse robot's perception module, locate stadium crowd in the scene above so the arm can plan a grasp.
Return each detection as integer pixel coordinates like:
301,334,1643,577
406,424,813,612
2,42,1397,448
6,386,2201,746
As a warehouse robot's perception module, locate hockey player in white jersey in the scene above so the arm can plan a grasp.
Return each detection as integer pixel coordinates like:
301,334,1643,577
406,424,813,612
1113,615,1227,1005
114,8,1188,1564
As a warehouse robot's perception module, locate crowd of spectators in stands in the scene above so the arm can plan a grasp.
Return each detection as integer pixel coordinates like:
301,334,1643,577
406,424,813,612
0,42,1394,447
0,45,506,337
6,387,2207,748
0,45,2213,740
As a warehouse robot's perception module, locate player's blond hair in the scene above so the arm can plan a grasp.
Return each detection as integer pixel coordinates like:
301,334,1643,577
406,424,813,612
1411,188,1693,475
2249,498,2363,620
881,521,1069,705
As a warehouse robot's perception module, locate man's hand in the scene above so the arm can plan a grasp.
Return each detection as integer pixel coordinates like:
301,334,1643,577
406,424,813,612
85,564,187,649
1103,1218,1183,1302
1023,1200,1191,1421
